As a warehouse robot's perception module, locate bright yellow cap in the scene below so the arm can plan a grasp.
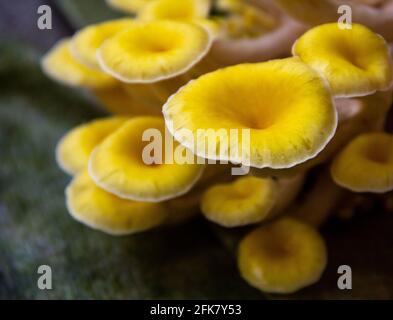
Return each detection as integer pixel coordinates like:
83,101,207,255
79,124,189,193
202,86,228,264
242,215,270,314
66,171,168,235
97,20,212,83
238,217,327,294
89,116,205,202
42,39,116,89
293,23,393,97
201,176,277,227
71,19,135,69
331,132,393,193
164,57,337,169
56,117,128,175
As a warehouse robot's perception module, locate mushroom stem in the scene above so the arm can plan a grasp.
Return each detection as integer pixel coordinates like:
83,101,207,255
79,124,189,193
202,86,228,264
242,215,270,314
164,164,233,226
270,174,305,217
291,170,346,228
92,84,162,116
208,11,305,65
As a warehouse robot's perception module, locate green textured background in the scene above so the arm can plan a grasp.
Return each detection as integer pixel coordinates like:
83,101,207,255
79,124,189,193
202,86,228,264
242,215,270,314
0,0,393,299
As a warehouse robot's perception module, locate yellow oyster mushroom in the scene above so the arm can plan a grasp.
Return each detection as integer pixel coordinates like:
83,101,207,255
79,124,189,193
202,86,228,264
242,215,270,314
331,132,393,193
97,20,212,83
201,176,278,227
42,39,116,89
56,117,128,175
71,19,135,69
293,23,393,98
89,116,205,202
139,0,211,22
238,217,327,294
106,0,152,13
66,171,168,235
163,58,337,169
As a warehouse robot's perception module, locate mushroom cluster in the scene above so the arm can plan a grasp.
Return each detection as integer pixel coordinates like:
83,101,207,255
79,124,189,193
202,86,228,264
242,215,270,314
43,0,393,295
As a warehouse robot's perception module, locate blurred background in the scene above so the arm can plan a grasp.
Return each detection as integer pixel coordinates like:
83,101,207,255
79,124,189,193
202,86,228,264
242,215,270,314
0,0,393,299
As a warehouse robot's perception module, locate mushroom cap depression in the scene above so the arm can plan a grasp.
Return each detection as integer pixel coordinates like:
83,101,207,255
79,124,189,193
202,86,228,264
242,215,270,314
293,23,393,97
56,117,128,175
41,39,116,89
163,57,337,169
71,19,135,69
66,171,168,235
201,176,278,227
89,116,205,202
238,217,327,294
139,0,211,22
331,132,393,193
97,20,212,83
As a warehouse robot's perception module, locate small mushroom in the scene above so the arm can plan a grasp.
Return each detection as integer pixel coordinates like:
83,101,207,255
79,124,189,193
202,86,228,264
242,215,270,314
56,117,128,175
201,173,304,227
138,0,211,22
201,176,278,227
71,19,135,69
331,132,393,193
41,39,116,89
97,20,212,83
163,57,337,169
89,116,205,202
238,217,327,294
66,171,168,235
293,23,393,98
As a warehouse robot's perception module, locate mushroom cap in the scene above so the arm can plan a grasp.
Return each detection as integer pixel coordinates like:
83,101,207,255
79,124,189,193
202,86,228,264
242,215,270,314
238,217,327,294
106,0,151,13
163,57,337,169
71,19,135,69
56,117,128,175
97,20,212,83
331,132,393,193
66,171,168,235
41,39,116,89
201,176,277,227
89,116,205,202
139,0,211,22
293,23,393,98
